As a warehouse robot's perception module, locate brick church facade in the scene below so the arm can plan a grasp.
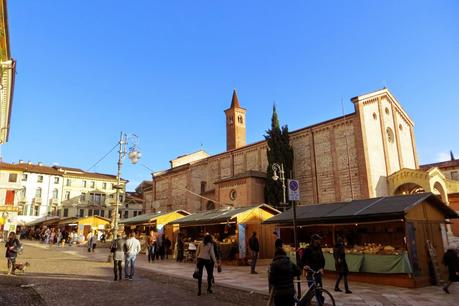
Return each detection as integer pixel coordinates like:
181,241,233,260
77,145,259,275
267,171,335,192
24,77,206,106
149,88,423,213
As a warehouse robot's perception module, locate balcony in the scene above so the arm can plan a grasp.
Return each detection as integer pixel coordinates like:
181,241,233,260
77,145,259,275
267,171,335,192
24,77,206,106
33,197,42,204
49,198,59,205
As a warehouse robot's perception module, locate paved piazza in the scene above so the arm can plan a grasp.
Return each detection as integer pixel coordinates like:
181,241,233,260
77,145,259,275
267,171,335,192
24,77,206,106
1,242,459,306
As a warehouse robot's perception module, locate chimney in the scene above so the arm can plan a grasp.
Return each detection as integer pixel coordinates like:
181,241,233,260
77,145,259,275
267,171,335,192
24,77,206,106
18,160,24,164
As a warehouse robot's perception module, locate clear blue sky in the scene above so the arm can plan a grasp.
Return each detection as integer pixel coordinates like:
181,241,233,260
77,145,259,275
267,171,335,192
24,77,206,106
4,1,459,190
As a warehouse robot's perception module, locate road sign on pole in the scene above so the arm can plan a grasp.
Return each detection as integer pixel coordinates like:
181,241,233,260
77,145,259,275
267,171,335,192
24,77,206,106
288,179,300,201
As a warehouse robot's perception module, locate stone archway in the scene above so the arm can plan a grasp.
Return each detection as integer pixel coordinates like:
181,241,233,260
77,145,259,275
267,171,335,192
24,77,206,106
393,182,425,195
432,181,448,204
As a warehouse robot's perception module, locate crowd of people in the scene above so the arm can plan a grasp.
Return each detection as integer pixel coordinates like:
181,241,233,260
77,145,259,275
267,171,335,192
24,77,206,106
18,226,86,246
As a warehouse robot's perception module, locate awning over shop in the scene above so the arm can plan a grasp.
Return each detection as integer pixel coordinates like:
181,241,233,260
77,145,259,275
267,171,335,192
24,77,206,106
264,193,458,225
26,216,60,227
170,204,280,226
120,210,190,226
58,217,80,226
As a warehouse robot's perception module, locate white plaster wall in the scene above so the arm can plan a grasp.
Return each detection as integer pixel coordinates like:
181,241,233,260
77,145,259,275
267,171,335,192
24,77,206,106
361,101,388,197
396,112,416,169
381,98,400,173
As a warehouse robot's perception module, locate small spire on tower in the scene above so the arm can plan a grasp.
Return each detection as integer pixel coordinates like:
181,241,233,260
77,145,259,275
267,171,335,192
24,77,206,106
230,89,240,108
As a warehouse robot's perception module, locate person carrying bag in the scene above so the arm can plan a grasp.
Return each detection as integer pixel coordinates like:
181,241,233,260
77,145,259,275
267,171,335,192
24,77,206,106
194,234,217,296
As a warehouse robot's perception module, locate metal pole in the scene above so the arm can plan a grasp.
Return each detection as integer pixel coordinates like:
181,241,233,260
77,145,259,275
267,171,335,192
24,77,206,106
280,164,286,205
289,169,301,298
113,132,125,239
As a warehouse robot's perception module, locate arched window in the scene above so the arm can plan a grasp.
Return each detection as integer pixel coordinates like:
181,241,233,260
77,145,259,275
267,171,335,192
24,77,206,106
53,188,59,199
36,187,42,198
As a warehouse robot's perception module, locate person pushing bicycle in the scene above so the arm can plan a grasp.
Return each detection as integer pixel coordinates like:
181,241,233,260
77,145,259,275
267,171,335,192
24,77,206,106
301,234,326,297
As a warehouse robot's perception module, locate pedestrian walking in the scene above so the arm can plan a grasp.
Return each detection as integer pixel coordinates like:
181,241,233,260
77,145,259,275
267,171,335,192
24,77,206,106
195,234,217,296
147,230,156,263
87,230,97,252
268,244,301,306
110,234,126,281
249,231,259,274
301,234,326,304
156,234,164,260
164,234,171,259
124,232,141,280
333,237,352,294
176,232,184,262
442,245,459,294
5,232,22,275
56,230,62,247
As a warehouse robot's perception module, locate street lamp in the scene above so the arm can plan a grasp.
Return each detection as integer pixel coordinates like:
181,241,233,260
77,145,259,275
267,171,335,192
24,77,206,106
272,162,301,297
272,163,286,205
112,132,141,239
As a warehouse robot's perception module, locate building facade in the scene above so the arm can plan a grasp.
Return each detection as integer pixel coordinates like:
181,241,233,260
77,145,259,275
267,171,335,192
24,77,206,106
0,161,127,223
151,88,418,213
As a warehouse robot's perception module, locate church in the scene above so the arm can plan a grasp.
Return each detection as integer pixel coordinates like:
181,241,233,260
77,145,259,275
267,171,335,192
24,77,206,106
149,88,458,216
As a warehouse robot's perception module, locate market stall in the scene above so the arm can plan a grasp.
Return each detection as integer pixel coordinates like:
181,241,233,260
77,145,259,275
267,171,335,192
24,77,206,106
120,210,190,251
58,216,111,239
264,193,458,287
169,204,280,262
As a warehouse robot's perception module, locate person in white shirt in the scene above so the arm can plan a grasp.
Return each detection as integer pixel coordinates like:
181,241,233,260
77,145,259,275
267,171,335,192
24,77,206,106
195,234,217,296
124,232,141,280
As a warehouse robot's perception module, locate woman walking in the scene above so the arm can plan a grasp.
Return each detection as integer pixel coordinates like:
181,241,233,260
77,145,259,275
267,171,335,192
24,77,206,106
195,234,217,296
5,232,22,275
110,234,126,281
333,237,352,294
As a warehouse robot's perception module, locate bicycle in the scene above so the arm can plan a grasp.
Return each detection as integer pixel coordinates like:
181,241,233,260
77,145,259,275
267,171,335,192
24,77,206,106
296,269,335,306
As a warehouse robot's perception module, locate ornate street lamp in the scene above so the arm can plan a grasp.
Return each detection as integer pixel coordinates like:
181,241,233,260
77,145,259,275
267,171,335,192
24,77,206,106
272,163,286,205
112,132,141,239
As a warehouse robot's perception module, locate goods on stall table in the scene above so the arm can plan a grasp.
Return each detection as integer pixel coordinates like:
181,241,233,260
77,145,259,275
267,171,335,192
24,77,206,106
348,243,404,255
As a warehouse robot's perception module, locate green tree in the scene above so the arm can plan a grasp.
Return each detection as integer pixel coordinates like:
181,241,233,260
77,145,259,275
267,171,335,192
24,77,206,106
264,105,294,210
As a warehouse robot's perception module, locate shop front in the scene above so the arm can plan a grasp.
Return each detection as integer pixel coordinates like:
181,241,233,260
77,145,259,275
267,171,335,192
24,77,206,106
264,193,458,287
170,204,279,263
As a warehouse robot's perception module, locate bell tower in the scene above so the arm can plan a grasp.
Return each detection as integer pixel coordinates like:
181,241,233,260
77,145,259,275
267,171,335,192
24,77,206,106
224,89,246,151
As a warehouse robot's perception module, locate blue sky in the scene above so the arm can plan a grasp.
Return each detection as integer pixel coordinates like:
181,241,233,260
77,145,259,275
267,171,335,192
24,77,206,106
4,1,459,190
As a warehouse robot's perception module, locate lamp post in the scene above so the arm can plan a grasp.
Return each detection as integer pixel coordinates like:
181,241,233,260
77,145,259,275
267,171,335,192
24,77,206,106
272,163,286,206
112,132,141,239
272,162,301,298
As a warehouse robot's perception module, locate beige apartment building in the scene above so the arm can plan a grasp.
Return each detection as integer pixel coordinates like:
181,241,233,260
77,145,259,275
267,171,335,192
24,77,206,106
0,161,127,223
151,88,433,213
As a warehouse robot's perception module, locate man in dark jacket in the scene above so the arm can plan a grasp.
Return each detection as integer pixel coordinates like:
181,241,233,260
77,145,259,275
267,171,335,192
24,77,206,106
301,234,325,288
333,237,352,293
269,247,301,306
442,246,459,293
248,232,260,274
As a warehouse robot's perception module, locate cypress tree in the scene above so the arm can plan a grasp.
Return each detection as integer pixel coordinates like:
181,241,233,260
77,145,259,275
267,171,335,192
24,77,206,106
264,105,294,210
